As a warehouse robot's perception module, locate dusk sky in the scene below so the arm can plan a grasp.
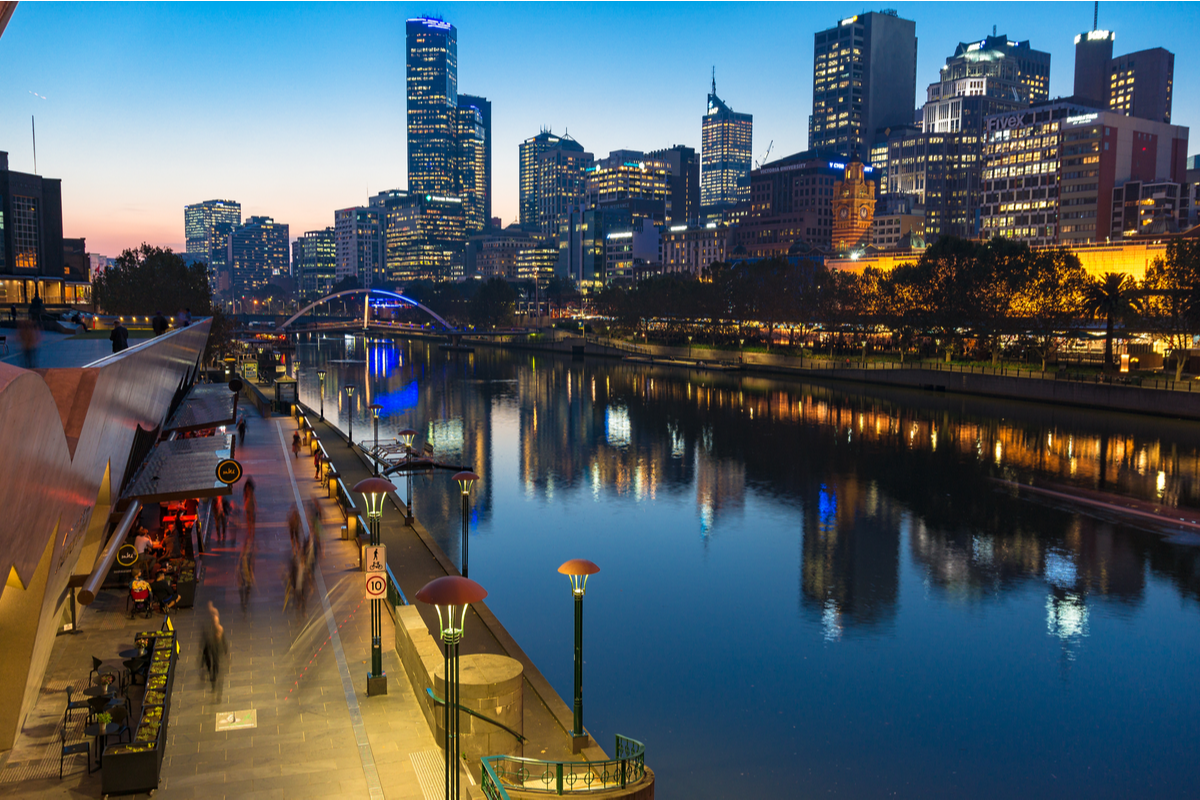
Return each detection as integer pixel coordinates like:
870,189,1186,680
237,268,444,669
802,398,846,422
1,1,1197,258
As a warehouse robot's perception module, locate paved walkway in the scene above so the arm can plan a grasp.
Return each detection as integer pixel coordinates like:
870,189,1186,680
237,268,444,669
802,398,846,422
0,409,445,800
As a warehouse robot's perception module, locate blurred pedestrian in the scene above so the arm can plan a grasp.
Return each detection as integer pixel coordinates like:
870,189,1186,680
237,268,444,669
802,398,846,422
292,430,302,459
152,311,169,336
237,537,255,612
237,417,247,446
8,304,15,322
28,293,42,322
214,496,227,542
17,320,39,369
201,602,230,698
313,450,323,481
110,319,129,353
243,477,257,543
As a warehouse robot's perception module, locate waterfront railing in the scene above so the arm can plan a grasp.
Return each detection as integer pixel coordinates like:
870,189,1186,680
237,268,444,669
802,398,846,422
480,734,646,797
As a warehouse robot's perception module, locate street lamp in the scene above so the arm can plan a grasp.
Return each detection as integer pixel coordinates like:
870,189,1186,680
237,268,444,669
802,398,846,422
354,477,395,696
369,403,383,476
416,576,488,800
398,428,417,523
317,369,326,421
557,558,599,752
452,472,479,578
344,384,357,447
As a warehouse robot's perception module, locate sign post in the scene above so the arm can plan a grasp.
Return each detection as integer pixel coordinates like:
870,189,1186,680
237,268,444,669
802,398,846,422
365,572,387,600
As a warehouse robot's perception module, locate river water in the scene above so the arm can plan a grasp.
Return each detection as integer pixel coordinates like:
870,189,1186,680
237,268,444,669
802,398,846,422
296,335,1200,799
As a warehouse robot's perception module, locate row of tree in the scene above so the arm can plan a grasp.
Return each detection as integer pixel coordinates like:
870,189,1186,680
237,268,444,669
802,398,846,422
594,237,1200,374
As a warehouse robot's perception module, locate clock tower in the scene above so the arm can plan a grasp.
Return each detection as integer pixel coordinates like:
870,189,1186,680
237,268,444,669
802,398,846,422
831,159,876,253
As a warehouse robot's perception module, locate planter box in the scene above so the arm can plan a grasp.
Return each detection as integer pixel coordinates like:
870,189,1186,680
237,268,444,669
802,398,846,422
102,629,177,795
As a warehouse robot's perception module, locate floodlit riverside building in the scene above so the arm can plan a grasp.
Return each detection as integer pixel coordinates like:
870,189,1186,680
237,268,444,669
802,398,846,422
661,223,730,276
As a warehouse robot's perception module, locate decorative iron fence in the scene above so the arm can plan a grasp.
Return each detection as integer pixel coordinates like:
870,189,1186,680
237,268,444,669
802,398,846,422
480,735,646,795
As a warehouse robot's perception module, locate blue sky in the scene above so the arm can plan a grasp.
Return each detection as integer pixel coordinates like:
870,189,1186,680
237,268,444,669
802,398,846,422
1,2,1197,257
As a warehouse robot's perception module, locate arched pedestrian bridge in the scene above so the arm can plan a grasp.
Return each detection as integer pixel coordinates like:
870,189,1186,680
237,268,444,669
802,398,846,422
279,288,455,332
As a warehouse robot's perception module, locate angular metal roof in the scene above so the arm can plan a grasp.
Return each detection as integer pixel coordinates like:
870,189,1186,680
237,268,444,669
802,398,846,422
123,434,234,503
163,383,239,433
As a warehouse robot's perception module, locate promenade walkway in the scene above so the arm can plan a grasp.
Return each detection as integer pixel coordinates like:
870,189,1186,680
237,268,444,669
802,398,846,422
0,408,444,800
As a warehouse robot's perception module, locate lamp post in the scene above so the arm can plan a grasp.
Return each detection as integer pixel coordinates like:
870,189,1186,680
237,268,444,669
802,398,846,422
345,384,357,447
317,369,326,421
688,334,693,361
398,428,417,524
557,559,599,753
369,403,383,476
452,472,479,578
416,576,488,800
355,477,395,696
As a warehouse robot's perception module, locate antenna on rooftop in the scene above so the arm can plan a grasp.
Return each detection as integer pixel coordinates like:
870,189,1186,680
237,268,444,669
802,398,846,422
711,66,716,96
1094,0,1099,30
31,116,37,174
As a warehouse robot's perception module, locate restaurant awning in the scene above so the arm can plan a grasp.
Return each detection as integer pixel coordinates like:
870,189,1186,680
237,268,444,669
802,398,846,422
163,382,240,433
122,434,235,503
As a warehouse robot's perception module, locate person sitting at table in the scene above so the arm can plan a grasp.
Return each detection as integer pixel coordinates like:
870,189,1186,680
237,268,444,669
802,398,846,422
149,569,180,611
134,527,152,554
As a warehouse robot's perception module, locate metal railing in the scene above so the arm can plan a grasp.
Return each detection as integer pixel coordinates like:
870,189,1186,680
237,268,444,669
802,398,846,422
481,735,646,795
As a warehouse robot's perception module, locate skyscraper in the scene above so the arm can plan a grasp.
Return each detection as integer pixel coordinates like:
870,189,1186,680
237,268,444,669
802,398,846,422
184,199,240,291
1109,48,1174,123
536,139,592,236
455,102,487,233
334,207,384,289
1074,29,1115,106
294,227,337,298
649,145,701,226
406,17,457,194
809,11,917,161
700,76,752,215
520,130,579,230
227,216,289,296
458,94,492,225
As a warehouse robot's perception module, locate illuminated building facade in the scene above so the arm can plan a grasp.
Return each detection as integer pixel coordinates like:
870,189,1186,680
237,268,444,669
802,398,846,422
648,144,701,226
184,198,240,291
293,227,336,298
536,139,592,236
384,193,466,282
871,194,925,249
732,151,845,257
832,160,877,252
0,151,64,300
810,11,917,161
584,151,669,218
700,77,752,216
980,102,1188,245
1109,48,1174,124
603,218,661,284
455,102,487,233
922,34,1045,134
228,216,290,296
886,131,985,240
661,224,730,276
458,94,491,225
468,227,536,280
334,206,384,288
406,17,457,195
519,131,566,230
516,245,559,287
1109,180,1190,238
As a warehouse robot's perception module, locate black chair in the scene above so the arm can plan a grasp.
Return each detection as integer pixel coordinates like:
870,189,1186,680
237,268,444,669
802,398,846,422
85,696,108,725
108,705,131,744
122,655,149,688
88,656,118,688
59,729,92,779
63,685,89,724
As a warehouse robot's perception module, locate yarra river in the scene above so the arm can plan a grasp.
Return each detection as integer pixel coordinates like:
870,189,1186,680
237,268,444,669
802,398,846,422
297,335,1200,799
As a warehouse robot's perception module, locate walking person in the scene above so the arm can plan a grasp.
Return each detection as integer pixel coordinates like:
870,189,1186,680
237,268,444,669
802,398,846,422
109,319,129,353
237,538,255,612
214,496,227,542
17,320,39,369
313,450,323,481
242,477,257,544
292,430,302,459
8,304,15,322
201,602,230,699
237,417,247,447
151,311,168,336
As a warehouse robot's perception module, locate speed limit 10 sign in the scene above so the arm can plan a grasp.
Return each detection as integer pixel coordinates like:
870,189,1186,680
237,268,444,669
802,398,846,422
365,572,387,599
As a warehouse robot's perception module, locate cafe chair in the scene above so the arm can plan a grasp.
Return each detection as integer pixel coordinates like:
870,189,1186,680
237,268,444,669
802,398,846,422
88,656,118,689
108,705,132,744
63,685,90,724
85,696,108,725
122,655,149,688
59,729,92,779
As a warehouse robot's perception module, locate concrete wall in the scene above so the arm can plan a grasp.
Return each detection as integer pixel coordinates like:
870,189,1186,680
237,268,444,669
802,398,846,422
0,320,211,749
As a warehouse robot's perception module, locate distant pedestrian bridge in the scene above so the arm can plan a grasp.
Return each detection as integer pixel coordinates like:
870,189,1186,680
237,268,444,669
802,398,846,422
278,288,454,332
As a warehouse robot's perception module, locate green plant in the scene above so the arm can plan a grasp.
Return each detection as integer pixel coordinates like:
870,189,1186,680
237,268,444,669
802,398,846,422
95,712,112,726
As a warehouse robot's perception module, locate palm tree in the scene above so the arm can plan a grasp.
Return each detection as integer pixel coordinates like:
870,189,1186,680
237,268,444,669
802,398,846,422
1081,272,1143,371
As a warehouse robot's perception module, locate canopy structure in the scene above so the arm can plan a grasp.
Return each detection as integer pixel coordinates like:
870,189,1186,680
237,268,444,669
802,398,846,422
163,383,240,434
122,434,234,503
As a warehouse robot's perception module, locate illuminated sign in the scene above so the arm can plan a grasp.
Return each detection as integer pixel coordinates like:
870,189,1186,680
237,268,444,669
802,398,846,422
424,195,463,203
1064,113,1100,126
669,225,687,232
985,112,1033,132
606,232,633,240
408,17,452,30
705,222,718,229
828,162,875,173
840,15,858,25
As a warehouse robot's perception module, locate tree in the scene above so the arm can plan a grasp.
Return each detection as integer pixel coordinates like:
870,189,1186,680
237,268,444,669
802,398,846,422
1144,241,1200,380
469,277,517,328
1012,248,1088,371
1081,272,1143,371
93,244,212,315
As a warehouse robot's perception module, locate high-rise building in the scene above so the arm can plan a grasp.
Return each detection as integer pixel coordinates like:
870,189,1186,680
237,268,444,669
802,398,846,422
455,103,487,233
293,228,337,298
519,131,562,230
1109,48,1174,124
1074,29,1115,106
584,151,670,221
730,151,846,257
979,101,1189,245
537,140,592,235
384,194,466,282
458,94,491,225
227,216,290,296
334,207,384,289
810,11,917,161
184,199,241,292
923,35,1049,134
700,76,752,215
406,17,457,195
662,224,730,276
0,151,63,284
649,145,701,225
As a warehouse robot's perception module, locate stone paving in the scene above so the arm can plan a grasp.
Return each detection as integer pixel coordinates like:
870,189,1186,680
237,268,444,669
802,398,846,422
0,409,449,800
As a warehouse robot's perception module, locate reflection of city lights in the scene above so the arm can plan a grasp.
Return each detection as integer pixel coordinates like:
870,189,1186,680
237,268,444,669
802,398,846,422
1046,592,1089,640
700,497,713,535
1157,470,1166,496
605,405,631,447
822,599,843,642
1044,551,1076,588
994,441,1003,465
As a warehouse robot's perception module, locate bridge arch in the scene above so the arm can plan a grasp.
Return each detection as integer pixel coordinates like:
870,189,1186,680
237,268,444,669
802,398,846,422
279,288,454,331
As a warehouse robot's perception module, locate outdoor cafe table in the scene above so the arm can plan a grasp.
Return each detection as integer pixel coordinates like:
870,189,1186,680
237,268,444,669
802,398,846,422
83,722,121,767
118,647,149,660
82,684,116,698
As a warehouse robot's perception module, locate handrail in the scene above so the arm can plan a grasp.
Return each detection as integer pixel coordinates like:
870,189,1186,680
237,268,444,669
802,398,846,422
78,501,142,605
481,759,513,800
425,687,526,742
385,562,407,607
481,735,646,795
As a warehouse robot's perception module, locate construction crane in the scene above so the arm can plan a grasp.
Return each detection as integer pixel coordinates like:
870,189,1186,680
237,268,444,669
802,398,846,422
755,140,774,170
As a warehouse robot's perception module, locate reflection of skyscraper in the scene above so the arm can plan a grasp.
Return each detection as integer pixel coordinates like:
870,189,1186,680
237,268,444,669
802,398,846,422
800,476,900,634
695,450,745,536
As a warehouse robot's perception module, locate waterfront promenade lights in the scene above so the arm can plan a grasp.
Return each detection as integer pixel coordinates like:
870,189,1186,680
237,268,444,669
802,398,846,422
399,428,418,523
345,384,357,447
317,369,327,421
558,558,599,752
416,576,488,800
688,334,693,361
354,477,396,695
369,403,383,475
452,472,479,578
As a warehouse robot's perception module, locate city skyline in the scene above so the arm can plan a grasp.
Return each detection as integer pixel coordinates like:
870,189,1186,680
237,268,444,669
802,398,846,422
1,2,1198,258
